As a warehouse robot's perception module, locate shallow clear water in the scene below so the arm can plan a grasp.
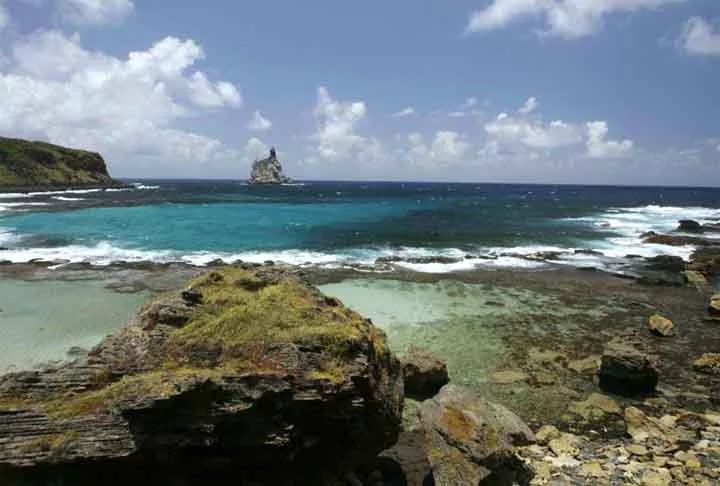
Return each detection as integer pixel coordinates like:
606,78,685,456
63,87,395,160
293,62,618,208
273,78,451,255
0,280,148,373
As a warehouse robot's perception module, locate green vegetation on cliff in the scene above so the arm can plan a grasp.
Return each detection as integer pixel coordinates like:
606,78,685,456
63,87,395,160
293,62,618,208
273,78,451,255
0,136,118,188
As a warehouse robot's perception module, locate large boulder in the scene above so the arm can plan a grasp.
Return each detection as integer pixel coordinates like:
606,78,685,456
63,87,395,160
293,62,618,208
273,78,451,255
0,267,403,485
419,385,534,486
249,147,292,184
599,341,659,396
398,346,449,400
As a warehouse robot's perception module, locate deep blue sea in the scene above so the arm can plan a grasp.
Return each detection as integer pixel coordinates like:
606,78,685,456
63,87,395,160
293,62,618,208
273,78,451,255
1,181,719,272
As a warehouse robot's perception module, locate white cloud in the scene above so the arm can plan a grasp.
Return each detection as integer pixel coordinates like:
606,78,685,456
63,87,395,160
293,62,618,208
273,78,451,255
0,2,9,31
681,17,720,56
448,111,466,118
518,96,538,114
247,110,272,131
242,137,269,162
406,131,470,165
57,0,135,26
0,30,242,166
481,98,633,160
392,106,415,118
484,112,583,150
312,86,368,159
463,97,478,109
467,0,685,39
586,121,634,158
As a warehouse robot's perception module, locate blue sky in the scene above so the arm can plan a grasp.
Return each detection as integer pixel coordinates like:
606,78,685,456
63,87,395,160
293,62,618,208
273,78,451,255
0,0,719,184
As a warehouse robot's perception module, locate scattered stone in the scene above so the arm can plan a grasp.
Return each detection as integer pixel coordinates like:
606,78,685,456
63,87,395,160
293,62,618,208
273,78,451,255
708,294,720,317
490,369,530,385
398,345,449,400
641,467,672,486
568,392,622,421
548,434,581,457
419,385,534,485
684,270,708,285
535,425,561,446
648,314,675,337
625,407,667,443
626,444,649,456
567,355,600,374
580,461,606,478
599,341,659,396
693,353,720,375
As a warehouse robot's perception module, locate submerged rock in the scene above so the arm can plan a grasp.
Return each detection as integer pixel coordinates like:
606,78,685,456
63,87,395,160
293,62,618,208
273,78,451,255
0,267,402,484
419,385,534,486
249,148,292,184
677,220,703,233
693,353,720,375
648,314,675,337
599,341,659,396
398,345,449,400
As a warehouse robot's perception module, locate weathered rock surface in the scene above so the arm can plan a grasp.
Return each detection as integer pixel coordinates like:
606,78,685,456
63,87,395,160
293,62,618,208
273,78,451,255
398,345,449,400
0,136,121,189
693,353,720,375
0,266,403,484
642,232,713,247
648,314,675,337
418,385,534,486
249,148,292,184
599,341,659,396
708,294,720,318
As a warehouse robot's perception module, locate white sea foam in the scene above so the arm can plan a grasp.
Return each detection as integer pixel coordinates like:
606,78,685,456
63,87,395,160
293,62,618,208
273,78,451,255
52,196,85,202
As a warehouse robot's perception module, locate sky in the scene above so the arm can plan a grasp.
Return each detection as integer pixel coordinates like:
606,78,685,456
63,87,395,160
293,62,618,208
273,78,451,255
0,0,719,185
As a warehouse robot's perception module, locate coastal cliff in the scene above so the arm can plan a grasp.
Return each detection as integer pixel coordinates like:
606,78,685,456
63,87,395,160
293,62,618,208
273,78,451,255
0,137,120,189
0,266,403,484
249,148,292,184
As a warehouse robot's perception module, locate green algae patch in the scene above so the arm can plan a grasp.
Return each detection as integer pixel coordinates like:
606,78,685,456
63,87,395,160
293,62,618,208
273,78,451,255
168,268,379,367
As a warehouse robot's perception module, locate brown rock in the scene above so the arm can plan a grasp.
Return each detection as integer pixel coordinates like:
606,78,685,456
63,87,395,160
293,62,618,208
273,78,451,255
419,385,534,486
599,341,659,396
398,345,449,400
0,267,403,484
648,314,675,337
693,353,720,375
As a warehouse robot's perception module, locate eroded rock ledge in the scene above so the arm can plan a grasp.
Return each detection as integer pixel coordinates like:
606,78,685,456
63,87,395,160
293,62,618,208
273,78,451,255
0,266,403,484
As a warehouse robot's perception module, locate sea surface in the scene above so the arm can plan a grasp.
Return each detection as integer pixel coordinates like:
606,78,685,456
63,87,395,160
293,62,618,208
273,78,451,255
2,180,720,272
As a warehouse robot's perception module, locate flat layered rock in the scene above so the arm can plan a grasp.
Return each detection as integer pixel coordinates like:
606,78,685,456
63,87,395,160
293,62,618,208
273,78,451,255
0,266,403,484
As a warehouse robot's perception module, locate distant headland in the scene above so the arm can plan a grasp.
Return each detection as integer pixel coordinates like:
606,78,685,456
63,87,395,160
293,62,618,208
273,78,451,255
0,137,124,191
249,147,292,184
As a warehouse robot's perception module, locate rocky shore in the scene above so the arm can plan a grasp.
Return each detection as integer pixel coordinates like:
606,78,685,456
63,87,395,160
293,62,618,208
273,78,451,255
0,219,719,484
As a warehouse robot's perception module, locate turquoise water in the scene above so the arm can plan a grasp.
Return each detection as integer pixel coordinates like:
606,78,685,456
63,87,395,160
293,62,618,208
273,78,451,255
1,181,720,269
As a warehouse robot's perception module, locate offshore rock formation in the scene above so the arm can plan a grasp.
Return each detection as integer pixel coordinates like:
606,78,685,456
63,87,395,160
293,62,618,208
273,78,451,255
249,148,292,184
0,137,121,189
0,266,403,485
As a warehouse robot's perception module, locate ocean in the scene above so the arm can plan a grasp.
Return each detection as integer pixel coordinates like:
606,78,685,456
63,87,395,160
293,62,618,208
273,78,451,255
1,180,720,272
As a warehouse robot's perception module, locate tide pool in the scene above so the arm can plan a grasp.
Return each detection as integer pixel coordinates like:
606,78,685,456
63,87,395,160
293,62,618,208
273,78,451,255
0,280,149,373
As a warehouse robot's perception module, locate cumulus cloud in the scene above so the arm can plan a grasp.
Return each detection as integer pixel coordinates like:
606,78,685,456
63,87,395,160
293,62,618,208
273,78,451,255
484,113,583,150
481,97,632,159
0,30,242,166
681,17,720,56
467,0,685,39
247,110,272,131
406,131,470,166
392,106,415,118
242,137,269,162
586,121,634,158
312,86,368,160
463,97,478,109
57,0,135,26
518,96,538,114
